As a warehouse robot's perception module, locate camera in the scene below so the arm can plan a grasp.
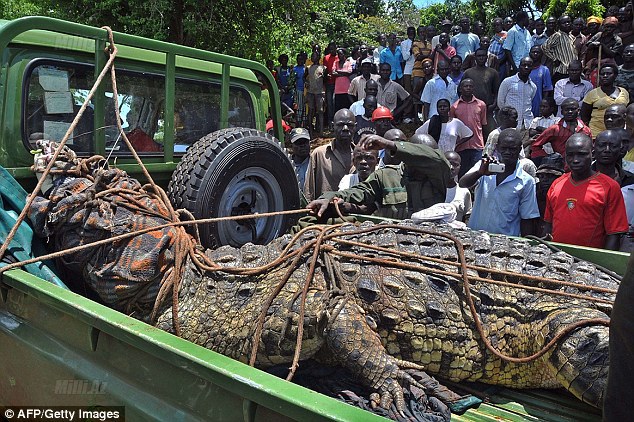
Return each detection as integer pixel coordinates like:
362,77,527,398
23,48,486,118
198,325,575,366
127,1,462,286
488,162,506,173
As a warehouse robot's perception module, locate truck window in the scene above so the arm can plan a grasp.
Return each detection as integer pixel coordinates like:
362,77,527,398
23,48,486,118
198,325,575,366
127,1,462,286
103,71,165,154
171,79,255,153
24,60,256,156
24,61,95,154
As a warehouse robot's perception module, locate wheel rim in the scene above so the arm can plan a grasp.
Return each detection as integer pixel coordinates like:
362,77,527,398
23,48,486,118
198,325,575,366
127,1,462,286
217,167,285,247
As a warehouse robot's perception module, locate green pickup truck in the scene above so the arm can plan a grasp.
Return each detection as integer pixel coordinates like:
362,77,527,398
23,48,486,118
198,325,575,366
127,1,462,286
0,16,627,421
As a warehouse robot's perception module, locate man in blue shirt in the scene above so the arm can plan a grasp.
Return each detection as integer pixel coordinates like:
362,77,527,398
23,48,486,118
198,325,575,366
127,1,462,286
503,11,532,75
451,16,480,59
459,128,539,236
379,33,403,82
292,53,307,127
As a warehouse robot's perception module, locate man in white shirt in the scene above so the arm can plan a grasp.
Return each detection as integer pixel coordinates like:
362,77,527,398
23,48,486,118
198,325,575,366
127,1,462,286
421,60,458,121
349,79,382,116
432,20,453,49
400,26,416,94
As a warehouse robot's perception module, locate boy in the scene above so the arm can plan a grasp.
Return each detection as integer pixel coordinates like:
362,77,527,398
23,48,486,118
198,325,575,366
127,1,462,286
528,97,559,139
451,78,486,175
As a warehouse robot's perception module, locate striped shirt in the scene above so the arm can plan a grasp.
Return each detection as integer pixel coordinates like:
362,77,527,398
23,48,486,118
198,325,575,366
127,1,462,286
497,74,537,130
489,32,507,59
553,78,593,115
542,31,577,75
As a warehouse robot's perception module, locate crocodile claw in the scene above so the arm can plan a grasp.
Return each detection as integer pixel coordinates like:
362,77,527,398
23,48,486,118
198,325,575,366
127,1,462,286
374,361,430,414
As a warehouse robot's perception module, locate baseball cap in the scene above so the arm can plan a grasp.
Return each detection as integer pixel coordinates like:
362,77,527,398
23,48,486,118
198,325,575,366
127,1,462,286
289,127,310,143
441,19,453,26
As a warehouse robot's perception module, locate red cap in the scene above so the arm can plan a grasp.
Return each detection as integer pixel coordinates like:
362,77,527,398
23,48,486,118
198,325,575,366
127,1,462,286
266,119,291,132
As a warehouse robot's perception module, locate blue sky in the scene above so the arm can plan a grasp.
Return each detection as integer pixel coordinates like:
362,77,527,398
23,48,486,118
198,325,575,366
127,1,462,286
412,0,445,6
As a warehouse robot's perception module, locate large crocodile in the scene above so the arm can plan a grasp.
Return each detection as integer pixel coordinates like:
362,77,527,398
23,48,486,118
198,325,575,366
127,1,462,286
25,146,617,413
154,221,616,411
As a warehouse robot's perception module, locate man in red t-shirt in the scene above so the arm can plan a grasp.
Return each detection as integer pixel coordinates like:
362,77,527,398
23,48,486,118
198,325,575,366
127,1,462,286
544,133,628,250
323,42,338,128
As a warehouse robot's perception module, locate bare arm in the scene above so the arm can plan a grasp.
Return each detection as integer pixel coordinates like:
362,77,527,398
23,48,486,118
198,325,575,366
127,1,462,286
459,157,491,188
541,221,553,239
422,103,430,122
435,46,451,62
604,234,623,251
505,49,517,74
393,95,413,119
520,218,536,237
580,102,593,125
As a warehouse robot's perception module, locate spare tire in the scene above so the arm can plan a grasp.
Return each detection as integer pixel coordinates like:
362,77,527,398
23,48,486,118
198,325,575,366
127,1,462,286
168,127,300,249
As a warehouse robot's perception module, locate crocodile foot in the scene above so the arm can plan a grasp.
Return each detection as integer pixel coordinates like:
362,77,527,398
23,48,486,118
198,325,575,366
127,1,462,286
325,301,431,414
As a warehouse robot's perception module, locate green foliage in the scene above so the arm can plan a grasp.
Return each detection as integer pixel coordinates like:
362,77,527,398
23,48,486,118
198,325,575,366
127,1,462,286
355,0,383,17
0,0,43,20
564,0,605,19
543,0,605,20
0,0,614,69
356,15,400,46
418,1,469,27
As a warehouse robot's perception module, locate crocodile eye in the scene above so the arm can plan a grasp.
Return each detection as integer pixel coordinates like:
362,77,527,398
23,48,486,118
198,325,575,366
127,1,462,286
357,278,380,302
427,274,450,293
237,283,256,298
426,301,445,320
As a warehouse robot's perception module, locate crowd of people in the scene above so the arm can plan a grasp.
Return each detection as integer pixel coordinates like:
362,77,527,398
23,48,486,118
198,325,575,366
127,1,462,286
268,5,634,252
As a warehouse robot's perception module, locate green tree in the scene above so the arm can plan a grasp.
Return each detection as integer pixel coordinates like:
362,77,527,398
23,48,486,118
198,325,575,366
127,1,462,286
0,0,43,20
